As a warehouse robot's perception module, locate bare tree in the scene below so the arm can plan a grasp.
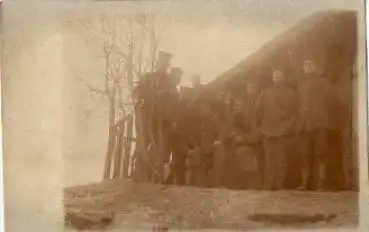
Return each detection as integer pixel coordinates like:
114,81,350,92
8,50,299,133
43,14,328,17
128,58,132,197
68,12,159,180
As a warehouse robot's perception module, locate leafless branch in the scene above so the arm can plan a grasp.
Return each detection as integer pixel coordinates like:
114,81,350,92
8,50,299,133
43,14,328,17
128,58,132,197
83,93,106,119
74,76,108,98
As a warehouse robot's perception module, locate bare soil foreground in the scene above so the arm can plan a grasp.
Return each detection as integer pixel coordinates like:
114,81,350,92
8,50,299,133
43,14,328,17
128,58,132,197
64,180,358,231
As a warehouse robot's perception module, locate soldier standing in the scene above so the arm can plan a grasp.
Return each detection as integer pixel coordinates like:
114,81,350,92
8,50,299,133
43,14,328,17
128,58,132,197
219,86,240,189
186,96,218,187
198,100,219,187
136,51,173,183
163,67,188,185
296,60,337,191
234,81,264,189
258,70,298,190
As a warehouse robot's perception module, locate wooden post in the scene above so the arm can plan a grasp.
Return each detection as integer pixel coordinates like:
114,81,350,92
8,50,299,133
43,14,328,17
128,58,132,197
113,124,125,179
122,116,134,178
103,103,117,179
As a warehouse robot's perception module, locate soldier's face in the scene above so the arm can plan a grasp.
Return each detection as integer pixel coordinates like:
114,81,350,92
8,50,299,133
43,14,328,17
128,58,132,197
272,70,284,83
303,60,314,75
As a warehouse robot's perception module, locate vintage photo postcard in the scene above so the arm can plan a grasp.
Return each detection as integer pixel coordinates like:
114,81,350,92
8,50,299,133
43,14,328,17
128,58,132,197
2,0,368,231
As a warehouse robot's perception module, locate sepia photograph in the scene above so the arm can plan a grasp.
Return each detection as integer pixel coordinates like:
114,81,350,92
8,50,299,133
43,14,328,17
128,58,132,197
2,0,367,231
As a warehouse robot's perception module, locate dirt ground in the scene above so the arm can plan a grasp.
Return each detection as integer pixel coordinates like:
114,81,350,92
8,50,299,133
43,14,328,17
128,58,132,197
64,179,358,231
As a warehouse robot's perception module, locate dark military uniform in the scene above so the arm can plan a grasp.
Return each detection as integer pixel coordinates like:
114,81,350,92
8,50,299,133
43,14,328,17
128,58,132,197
218,92,238,189
235,92,264,189
198,110,218,187
296,73,337,190
164,88,189,186
186,96,218,187
259,83,298,190
134,69,173,183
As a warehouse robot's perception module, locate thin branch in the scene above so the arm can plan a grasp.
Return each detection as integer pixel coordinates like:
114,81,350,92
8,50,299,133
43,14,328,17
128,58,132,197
74,76,108,97
69,16,107,44
84,93,106,119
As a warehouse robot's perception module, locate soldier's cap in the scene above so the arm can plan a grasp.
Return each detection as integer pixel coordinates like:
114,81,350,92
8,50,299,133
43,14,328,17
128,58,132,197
303,56,318,65
158,51,173,60
244,77,259,86
171,67,183,75
272,69,284,76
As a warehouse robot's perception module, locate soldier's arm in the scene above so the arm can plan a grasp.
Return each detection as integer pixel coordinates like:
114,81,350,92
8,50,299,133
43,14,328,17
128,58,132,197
254,90,265,126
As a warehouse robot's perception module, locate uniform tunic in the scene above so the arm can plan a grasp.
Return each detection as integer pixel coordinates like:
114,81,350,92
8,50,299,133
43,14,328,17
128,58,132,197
259,83,298,190
296,73,337,189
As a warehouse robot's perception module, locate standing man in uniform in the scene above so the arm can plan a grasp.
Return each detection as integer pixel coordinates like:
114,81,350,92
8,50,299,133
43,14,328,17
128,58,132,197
258,70,298,190
163,67,188,185
296,59,337,191
198,99,219,187
186,95,218,187
232,81,264,189
136,51,173,183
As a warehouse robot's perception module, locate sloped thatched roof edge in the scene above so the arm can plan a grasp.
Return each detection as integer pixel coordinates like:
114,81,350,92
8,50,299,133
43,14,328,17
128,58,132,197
205,10,357,91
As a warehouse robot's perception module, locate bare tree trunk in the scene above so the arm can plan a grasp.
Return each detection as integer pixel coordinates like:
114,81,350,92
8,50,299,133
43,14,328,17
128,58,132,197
103,103,117,179
123,116,133,178
120,136,127,178
113,125,125,178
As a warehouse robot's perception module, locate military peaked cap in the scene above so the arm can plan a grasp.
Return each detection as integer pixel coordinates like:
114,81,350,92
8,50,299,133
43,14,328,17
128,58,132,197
171,67,183,75
158,51,173,60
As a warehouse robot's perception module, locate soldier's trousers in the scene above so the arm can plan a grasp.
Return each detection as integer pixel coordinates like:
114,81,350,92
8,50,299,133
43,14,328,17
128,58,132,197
187,147,203,187
235,144,262,189
164,158,186,186
222,140,238,189
213,141,226,188
171,153,187,185
298,129,328,190
187,150,214,187
263,136,292,190
341,125,357,190
166,135,187,185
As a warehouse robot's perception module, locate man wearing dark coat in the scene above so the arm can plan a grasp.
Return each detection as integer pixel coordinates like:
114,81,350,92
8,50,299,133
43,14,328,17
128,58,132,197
240,81,265,189
258,70,298,190
162,67,188,185
134,51,173,183
186,94,218,187
296,60,337,191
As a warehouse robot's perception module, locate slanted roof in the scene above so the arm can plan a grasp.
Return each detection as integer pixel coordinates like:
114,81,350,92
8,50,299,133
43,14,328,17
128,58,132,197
206,10,357,92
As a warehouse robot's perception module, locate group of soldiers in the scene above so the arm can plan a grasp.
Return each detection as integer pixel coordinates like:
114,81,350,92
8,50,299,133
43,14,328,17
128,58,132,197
133,50,341,191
